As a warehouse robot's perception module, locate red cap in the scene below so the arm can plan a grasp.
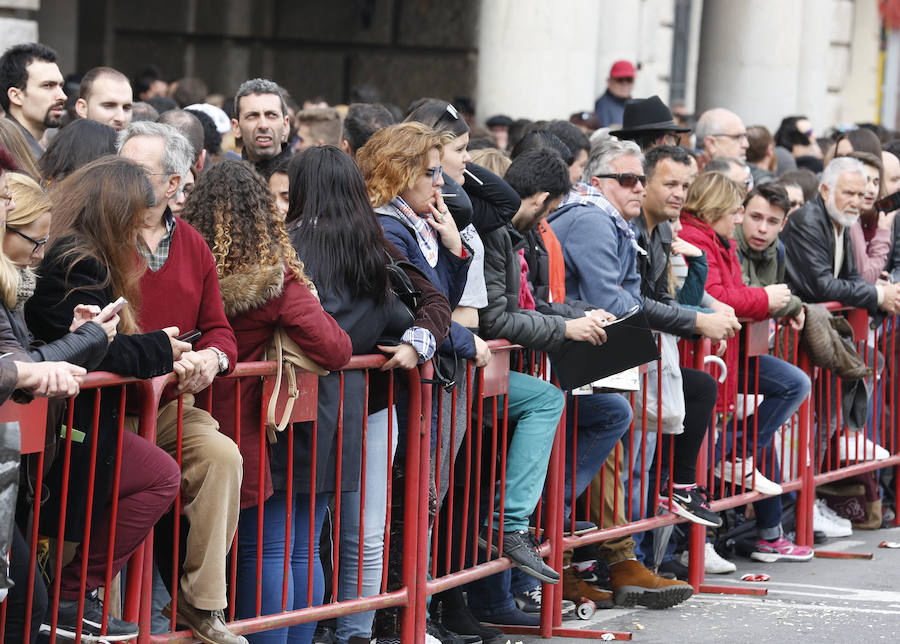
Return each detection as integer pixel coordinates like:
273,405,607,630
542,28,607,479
609,60,636,78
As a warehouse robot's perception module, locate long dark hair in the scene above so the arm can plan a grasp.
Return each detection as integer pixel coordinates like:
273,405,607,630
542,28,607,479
286,146,389,302
39,119,117,185
47,155,153,333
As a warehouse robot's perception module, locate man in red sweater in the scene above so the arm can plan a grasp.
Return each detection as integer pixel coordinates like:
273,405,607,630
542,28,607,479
118,121,246,644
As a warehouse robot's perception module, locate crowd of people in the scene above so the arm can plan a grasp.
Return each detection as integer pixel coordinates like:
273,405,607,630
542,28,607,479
0,44,897,644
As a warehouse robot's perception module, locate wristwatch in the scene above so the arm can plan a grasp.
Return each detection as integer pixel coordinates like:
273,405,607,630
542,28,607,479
209,347,229,375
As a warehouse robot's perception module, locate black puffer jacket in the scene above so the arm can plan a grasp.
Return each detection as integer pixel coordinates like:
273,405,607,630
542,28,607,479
781,195,879,314
633,213,697,337
479,222,567,352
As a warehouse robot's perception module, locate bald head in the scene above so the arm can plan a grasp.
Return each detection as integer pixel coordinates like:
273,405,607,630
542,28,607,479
882,150,900,197
695,108,749,161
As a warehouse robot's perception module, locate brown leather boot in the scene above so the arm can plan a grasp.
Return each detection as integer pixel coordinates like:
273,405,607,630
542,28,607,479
562,567,614,608
162,590,248,644
608,559,693,609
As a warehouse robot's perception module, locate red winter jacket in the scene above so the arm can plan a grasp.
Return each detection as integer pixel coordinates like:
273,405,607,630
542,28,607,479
678,212,770,411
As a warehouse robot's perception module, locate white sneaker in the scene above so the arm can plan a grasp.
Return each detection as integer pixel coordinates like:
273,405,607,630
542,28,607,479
813,499,853,537
815,498,851,530
714,458,783,495
703,542,736,574
837,432,890,461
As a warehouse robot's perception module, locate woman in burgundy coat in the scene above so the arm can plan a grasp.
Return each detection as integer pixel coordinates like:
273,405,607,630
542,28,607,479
183,160,352,643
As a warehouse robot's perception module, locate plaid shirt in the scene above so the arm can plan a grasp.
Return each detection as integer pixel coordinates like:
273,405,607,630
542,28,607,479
137,209,176,271
401,326,436,363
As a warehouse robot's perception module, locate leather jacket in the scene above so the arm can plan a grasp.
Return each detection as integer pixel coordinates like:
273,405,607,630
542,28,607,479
633,213,697,337
781,195,879,314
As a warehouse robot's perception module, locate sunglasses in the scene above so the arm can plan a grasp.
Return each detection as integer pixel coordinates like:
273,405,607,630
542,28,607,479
594,173,646,188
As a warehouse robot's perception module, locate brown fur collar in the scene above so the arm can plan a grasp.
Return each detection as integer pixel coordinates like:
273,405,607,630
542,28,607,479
218,264,285,318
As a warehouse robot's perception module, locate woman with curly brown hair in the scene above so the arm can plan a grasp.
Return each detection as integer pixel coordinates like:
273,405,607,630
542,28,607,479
181,159,352,644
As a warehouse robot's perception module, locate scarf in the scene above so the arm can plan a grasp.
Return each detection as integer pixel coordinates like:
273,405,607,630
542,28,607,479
389,196,439,268
561,182,646,256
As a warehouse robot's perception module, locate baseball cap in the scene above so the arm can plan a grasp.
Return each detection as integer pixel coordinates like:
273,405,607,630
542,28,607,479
609,60,636,79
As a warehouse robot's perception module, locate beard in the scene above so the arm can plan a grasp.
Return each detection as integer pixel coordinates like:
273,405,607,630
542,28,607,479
42,102,65,128
825,192,860,229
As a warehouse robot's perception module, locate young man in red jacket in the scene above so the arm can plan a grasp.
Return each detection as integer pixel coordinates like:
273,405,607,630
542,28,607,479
118,121,246,644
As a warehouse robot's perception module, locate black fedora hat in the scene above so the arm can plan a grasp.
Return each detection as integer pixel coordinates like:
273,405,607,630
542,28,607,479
613,95,690,138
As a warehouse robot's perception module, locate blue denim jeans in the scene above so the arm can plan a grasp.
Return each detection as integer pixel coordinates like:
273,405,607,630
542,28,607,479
717,355,811,463
718,354,810,538
236,491,329,644
335,407,398,643
564,392,633,518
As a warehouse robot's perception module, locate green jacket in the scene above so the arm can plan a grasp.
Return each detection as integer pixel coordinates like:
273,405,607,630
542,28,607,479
734,226,803,318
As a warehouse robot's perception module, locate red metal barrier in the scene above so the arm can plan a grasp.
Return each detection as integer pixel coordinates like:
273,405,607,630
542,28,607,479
2,307,898,642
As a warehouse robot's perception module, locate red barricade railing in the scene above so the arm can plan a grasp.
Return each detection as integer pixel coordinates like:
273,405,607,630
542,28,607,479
1,308,898,642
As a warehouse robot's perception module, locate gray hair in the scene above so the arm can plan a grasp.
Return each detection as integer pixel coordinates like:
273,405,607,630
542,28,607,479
116,121,194,187
693,111,720,147
820,156,867,190
583,139,644,182
233,78,287,118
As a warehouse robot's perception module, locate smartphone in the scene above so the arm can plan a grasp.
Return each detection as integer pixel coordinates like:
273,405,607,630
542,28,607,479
97,296,127,322
176,329,202,343
875,190,900,213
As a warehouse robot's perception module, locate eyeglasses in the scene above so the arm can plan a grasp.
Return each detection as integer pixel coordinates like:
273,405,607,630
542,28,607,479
711,132,748,141
612,77,635,84
425,166,443,186
7,226,48,254
594,173,646,188
660,132,682,146
0,192,12,205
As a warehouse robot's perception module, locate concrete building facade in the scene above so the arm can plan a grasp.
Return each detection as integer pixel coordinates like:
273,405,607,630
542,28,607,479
0,0,892,133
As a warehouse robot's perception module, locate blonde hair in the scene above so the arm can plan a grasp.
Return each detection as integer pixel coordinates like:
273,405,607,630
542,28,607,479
357,122,450,208
7,172,51,227
469,148,511,178
0,119,41,181
683,172,745,224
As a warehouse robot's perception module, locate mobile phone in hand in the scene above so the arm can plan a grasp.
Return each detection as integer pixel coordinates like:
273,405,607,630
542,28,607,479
176,329,202,343
875,191,900,213
97,296,127,322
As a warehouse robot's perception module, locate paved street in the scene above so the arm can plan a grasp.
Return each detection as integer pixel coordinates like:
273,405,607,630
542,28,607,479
512,525,900,643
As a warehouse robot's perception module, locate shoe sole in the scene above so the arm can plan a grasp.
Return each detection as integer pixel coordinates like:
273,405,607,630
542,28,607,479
750,551,814,563
477,536,560,585
666,501,723,528
613,585,693,609
714,473,783,496
562,592,614,609
162,605,237,644
40,622,135,642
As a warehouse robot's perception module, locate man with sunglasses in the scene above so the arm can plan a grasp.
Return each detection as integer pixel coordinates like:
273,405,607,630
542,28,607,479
594,60,636,128
547,139,695,609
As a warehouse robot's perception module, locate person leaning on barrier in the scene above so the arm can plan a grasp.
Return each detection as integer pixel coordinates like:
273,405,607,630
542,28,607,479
30,122,245,643
547,138,695,609
781,156,900,317
474,147,634,616
23,156,184,641
182,157,353,643
287,145,451,644
682,176,813,562
359,121,566,624
634,146,736,530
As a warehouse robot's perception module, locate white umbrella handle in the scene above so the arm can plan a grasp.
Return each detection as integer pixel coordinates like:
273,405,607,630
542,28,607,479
703,354,728,383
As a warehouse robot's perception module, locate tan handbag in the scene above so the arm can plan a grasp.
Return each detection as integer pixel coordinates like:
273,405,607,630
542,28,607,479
264,327,328,442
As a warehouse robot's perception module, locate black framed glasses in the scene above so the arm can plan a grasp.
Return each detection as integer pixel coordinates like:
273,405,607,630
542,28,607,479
594,173,646,188
7,226,48,254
